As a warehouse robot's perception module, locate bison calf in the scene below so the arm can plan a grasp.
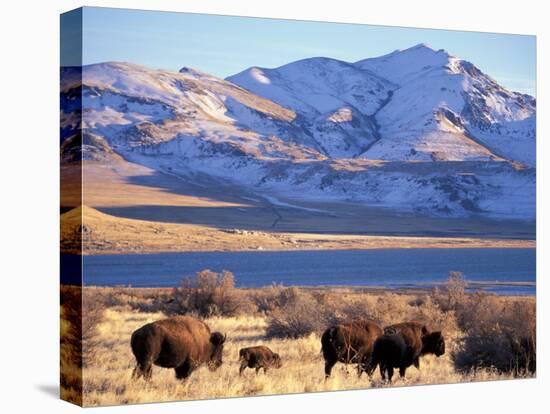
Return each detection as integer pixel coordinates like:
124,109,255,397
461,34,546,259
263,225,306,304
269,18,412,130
131,316,226,381
239,346,282,375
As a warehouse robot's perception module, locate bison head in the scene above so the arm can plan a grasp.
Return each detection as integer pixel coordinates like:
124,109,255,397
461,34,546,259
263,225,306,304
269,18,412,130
272,353,283,369
422,331,445,357
208,332,227,371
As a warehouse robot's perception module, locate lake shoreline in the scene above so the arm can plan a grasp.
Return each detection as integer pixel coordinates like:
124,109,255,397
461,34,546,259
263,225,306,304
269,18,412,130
63,237,536,256
78,281,536,297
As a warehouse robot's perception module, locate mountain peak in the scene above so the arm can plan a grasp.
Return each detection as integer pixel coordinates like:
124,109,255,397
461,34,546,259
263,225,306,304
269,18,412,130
392,43,452,60
409,42,437,51
354,43,454,85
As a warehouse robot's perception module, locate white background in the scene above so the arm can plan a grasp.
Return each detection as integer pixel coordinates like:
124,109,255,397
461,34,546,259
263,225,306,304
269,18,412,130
0,0,547,412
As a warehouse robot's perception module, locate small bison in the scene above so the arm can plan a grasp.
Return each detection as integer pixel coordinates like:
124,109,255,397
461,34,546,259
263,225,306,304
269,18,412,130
130,316,226,381
321,320,383,378
239,346,282,375
372,321,446,382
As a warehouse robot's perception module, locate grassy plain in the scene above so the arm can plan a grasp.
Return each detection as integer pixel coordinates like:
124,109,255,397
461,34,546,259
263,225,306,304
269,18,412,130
60,286,534,407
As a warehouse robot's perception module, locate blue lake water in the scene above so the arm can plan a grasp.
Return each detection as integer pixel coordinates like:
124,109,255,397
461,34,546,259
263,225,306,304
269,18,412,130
63,248,536,295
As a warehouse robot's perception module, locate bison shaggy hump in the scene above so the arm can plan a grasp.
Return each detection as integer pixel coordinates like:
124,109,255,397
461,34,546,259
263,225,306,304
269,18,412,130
321,320,383,378
239,346,282,375
131,316,226,381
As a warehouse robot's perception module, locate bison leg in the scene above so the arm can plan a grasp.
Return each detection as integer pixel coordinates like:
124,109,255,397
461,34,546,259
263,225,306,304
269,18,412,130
263,367,268,374
366,362,377,379
413,357,420,370
387,366,394,383
239,360,247,376
132,362,152,381
359,354,376,379
379,364,386,382
255,367,261,375
324,359,337,379
175,360,193,380
399,366,407,378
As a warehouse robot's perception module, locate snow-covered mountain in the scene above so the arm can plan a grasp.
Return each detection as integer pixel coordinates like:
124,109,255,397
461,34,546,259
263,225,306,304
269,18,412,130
228,57,393,157
230,44,535,166
60,44,536,220
354,44,536,165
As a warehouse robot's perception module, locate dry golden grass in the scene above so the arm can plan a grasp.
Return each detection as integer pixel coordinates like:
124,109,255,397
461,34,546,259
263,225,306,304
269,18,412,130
64,286,531,407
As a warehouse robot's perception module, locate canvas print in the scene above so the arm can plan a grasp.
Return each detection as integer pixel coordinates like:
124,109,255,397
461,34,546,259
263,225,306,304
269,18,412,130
60,7,536,407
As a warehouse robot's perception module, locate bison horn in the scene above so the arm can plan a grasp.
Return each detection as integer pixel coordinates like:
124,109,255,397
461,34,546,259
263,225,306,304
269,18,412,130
223,333,227,343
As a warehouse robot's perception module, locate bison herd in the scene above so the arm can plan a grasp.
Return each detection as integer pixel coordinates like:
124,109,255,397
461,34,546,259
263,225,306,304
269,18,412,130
131,316,445,384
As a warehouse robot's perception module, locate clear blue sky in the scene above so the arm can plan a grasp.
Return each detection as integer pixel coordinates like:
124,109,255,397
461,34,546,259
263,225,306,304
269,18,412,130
63,7,536,96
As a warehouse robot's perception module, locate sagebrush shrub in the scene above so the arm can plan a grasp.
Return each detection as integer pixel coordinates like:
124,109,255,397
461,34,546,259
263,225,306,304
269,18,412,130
171,270,245,317
453,293,535,375
265,288,338,338
433,271,467,312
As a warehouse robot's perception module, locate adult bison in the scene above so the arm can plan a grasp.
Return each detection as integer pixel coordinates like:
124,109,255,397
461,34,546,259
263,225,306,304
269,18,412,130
321,320,383,378
130,316,226,381
383,321,445,371
239,346,282,375
371,333,415,382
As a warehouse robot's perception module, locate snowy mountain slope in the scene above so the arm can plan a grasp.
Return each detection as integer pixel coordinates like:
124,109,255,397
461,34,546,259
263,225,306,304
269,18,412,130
227,57,394,157
228,57,394,116
60,46,536,220
355,43,452,85
61,62,326,163
228,45,535,166
354,44,536,165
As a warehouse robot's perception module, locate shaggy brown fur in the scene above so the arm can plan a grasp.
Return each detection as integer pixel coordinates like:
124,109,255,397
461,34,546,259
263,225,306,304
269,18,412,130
321,320,383,378
130,316,226,381
239,346,282,375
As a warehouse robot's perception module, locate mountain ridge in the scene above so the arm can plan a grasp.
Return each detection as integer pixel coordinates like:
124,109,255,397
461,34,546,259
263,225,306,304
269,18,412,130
60,45,536,220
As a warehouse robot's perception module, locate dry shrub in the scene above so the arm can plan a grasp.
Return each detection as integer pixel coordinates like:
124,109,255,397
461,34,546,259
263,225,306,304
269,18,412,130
453,293,536,375
82,289,106,367
363,293,415,326
263,288,459,340
126,290,175,314
337,299,376,322
60,285,83,403
265,287,338,338
410,296,458,338
61,286,105,404
171,270,246,317
433,271,468,312
252,284,293,314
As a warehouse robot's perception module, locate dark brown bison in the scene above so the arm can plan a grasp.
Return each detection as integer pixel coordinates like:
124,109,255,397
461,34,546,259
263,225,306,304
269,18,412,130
130,316,226,381
371,333,415,382
381,321,445,375
238,346,282,375
321,320,383,378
